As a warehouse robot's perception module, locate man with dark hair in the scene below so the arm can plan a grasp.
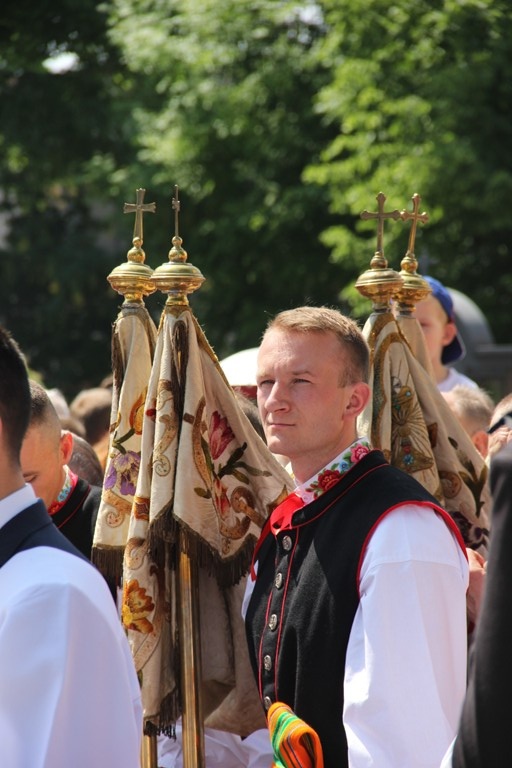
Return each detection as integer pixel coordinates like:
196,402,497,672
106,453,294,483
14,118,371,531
244,306,469,768
20,380,101,558
0,325,142,766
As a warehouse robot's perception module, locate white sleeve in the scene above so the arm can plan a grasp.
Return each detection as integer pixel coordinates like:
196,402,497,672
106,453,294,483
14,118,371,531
0,577,142,768
343,505,469,768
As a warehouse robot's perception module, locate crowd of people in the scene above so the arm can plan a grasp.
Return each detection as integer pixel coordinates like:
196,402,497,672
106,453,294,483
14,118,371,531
1,273,512,767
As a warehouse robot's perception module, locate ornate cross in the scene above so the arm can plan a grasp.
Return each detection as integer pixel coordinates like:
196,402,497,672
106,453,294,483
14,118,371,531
360,191,401,255
123,188,156,243
172,184,180,238
401,193,429,255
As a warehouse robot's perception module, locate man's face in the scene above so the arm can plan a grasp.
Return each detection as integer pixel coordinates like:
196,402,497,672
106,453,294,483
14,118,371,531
256,328,363,483
20,424,66,506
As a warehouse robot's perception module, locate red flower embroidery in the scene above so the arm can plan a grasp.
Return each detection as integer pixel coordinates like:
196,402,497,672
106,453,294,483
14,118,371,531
212,476,231,520
316,468,343,492
209,411,235,459
351,443,370,463
145,402,157,421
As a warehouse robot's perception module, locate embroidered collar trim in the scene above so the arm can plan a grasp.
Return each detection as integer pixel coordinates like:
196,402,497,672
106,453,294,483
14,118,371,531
48,466,78,516
294,438,371,505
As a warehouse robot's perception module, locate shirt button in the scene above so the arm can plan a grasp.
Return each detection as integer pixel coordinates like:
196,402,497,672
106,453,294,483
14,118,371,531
268,614,278,631
282,535,293,551
274,573,283,589
263,696,272,710
263,654,272,671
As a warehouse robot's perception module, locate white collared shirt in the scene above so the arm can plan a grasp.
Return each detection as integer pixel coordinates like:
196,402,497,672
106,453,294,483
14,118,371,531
0,484,143,767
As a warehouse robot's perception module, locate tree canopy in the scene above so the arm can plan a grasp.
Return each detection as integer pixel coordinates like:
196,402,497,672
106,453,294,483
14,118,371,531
1,0,510,397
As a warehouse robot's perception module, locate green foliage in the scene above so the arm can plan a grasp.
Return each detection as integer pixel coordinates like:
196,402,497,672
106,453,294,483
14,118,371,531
306,0,512,337
1,0,511,398
0,0,140,396
105,0,345,357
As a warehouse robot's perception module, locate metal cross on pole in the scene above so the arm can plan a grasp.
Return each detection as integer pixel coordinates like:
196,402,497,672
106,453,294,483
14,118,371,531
360,191,401,260
172,185,180,239
124,188,156,246
401,192,429,258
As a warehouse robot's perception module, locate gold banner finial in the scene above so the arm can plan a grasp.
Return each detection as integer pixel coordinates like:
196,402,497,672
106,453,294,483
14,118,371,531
107,188,156,305
355,192,403,311
151,186,205,307
394,193,431,315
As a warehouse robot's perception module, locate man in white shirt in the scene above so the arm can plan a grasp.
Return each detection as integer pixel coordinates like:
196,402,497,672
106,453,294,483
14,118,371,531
244,306,469,768
0,325,142,768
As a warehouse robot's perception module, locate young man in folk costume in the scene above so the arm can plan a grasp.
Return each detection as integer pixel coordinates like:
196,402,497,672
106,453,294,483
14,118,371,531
244,306,469,768
20,380,101,558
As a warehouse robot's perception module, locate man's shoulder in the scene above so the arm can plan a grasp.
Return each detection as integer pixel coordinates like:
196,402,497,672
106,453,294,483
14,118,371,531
75,476,101,498
0,545,115,613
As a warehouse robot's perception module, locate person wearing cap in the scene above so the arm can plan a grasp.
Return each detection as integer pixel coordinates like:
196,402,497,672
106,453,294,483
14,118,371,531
415,275,479,392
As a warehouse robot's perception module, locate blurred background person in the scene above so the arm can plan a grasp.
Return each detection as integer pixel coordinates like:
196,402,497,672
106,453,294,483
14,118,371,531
416,276,479,392
486,392,512,462
70,385,112,471
68,432,105,487
20,381,101,558
442,384,495,458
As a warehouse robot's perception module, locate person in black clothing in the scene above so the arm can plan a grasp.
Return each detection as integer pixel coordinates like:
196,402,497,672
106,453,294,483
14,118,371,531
20,380,100,558
440,437,512,767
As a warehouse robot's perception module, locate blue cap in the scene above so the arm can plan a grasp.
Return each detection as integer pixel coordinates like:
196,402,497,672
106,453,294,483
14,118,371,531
424,276,466,364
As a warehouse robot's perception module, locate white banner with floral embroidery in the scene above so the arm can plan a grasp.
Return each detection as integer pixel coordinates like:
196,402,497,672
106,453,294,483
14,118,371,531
92,304,157,590
122,305,293,736
358,311,490,554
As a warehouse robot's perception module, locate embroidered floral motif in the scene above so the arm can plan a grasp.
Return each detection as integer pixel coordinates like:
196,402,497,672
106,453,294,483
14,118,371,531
129,391,147,435
212,476,231,520
104,450,141,497
314,468,344,494
145,404,157,421
209,411,235,460
190,397,271,543
122,579,155,633
112,388,148,453
49,466,78,515
351,443,370,463
302,440,371,500
133,496,150,521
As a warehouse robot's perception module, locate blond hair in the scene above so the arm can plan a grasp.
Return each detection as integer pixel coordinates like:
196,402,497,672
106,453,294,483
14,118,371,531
264,306,369,385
